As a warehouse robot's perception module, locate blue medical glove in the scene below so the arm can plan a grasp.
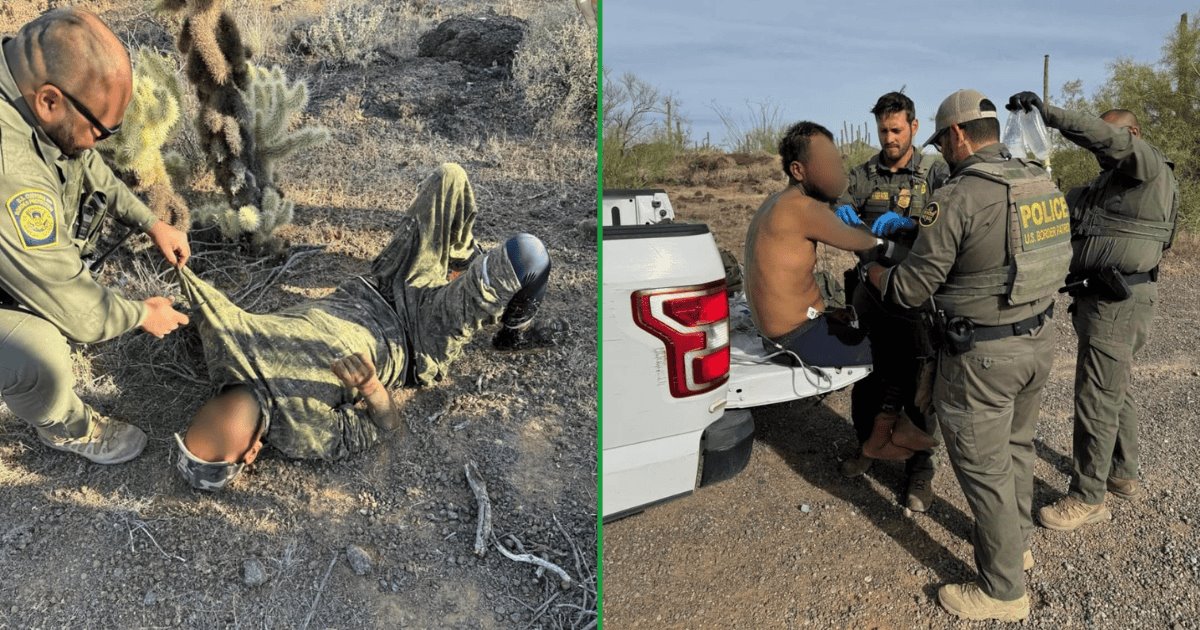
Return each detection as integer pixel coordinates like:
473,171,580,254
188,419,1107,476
835,205,863,227
871,211,916,236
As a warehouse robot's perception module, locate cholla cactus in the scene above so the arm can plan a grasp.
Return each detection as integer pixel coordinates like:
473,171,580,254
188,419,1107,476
189,62,327,247
159,0,327,251
97,48,190,229
244,64,330,185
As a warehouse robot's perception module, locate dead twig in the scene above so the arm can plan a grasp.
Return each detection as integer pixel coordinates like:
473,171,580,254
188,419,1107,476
300,550,338,630
236,245,325,309
128,519,186,562
464,461,492,557
465,462,574,588
492,533,573,589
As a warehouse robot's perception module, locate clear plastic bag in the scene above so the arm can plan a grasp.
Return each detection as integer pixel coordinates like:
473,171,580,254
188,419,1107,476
1003,109,1051,161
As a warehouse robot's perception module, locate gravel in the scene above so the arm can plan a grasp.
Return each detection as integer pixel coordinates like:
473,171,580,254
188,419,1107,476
604,235,1200,626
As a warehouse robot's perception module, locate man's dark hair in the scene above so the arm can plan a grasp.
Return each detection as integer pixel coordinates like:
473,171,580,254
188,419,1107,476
778,121,834,181
959,99,1000,145
870,91,915,123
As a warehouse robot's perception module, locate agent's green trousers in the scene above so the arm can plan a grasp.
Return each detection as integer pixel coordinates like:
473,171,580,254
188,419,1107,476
0,309,93,439
935,322,1054,602
1069,282,1155,504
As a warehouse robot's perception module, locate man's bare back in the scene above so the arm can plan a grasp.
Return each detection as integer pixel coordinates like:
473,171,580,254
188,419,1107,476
745,186,877,338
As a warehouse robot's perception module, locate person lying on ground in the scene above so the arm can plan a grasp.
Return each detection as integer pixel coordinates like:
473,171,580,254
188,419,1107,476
173,163,567,491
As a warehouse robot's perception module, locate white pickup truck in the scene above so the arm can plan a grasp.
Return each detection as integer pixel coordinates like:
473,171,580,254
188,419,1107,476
601,188,873,521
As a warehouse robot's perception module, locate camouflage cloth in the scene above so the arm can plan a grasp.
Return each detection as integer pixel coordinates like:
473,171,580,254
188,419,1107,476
179,164,522,460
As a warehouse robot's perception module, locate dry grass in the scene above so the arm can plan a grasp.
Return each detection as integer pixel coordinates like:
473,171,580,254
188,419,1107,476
284,0,445,66
0,2,596,628
512,1,597,139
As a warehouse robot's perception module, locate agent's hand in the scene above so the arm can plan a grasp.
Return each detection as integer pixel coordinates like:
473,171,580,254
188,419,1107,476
147,221,190,268
1006,91,1045,118
871,211,916,236
331,352,380,396
834,204,863,227
140,296,189,338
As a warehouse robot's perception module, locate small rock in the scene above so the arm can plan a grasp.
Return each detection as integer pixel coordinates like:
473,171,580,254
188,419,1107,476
142,591,157,606
242,558,268,587
346,545,373,576
799,504,812,514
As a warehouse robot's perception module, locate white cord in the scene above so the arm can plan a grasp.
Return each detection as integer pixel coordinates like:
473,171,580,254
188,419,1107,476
729,345,837,398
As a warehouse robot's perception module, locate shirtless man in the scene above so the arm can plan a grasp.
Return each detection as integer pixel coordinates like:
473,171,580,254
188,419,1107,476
745,121,933,459
745,121,878,363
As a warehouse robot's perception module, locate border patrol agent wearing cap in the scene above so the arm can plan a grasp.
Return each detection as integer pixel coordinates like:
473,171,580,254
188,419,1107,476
862,89,1072,622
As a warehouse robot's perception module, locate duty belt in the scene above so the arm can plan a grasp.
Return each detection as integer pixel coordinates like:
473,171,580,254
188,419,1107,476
971,303,1055,343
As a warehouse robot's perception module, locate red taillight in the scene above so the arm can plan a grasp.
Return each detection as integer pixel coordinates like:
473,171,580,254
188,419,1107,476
632,280,730,398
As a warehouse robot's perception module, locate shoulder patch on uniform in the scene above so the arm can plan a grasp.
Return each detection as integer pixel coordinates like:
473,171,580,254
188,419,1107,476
919,202,940,227
6,190,58,250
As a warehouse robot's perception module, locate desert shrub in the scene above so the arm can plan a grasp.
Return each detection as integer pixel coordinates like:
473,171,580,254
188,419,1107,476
289,0,439,66
512,2,597,138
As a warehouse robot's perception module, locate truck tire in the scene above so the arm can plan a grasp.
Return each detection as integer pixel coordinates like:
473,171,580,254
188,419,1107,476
699,409,754,487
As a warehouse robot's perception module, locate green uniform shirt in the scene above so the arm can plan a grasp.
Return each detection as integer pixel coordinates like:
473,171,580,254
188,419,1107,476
1045,105,1179,275
0,39,159,343
882,143,1056,325
178,267,409,461
838,149,950,224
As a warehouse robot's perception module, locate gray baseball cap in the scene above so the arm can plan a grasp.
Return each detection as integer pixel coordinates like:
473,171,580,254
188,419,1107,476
923,89,998,147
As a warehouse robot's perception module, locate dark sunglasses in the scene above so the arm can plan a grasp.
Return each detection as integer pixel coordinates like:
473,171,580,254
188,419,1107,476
48,83,121,141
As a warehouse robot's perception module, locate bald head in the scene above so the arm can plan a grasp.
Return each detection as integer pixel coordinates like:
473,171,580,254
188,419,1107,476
1101,109,1141,137
2,8,132,155
9,8,131,95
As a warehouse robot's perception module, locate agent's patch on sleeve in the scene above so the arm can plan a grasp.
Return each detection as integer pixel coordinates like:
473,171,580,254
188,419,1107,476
6,190,58,250
918,202,940,227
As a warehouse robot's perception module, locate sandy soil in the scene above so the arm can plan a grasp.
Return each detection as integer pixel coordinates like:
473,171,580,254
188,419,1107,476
0,2,597,628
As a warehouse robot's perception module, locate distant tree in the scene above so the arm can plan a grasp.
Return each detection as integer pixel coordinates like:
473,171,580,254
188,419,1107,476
602,71,690,187
1051,12,1199,231
712,100,786,154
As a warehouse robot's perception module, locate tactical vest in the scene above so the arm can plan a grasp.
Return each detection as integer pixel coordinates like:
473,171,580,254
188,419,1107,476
858,153,934,223
939,159,1073,306
1070,163,1179,250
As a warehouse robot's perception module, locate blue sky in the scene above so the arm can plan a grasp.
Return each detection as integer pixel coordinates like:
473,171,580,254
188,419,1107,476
602,1,1195,149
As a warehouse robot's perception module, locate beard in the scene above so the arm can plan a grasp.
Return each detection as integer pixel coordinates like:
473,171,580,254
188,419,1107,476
881,142,910,163
44,119,86,159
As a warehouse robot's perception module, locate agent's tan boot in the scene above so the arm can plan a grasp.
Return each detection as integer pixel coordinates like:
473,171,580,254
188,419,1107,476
38,414,147,465
937,582,1030,622
1038,495,1112,531
1107,476,1140,500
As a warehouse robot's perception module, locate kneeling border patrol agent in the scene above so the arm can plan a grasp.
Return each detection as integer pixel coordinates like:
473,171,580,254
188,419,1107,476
862,89,1072,622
